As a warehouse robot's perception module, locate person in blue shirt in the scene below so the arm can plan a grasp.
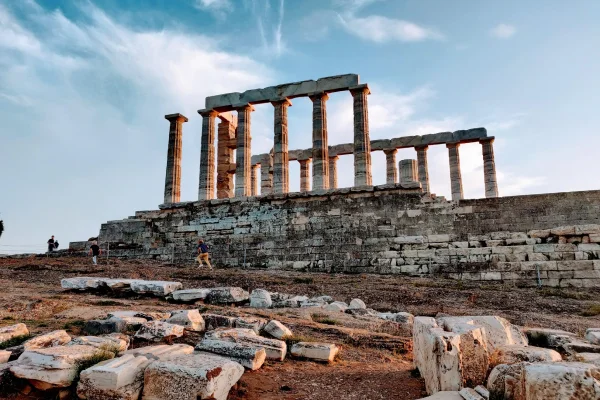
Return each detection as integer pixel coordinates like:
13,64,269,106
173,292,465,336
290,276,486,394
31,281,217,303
196,239,213,269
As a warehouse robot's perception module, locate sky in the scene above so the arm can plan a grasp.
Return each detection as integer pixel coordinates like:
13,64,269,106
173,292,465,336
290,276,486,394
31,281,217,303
1,0,599,254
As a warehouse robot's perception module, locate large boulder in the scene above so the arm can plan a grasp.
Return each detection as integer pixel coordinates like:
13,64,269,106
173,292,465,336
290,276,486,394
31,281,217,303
437,316,527,352
130,280,182,296
0,323,29,344
166,310,205,332
489,345,561,368
324,301,348,313
290,342,339,362
124,344,194,360
249,289,272,308
205,328,287,361
77,354,150,400
142,352,244,400
134,321,184,342
205,287,250,304
22,330,71,350
264,320,293,339
349,298,366,309
195,337,266,370
170,288,211,302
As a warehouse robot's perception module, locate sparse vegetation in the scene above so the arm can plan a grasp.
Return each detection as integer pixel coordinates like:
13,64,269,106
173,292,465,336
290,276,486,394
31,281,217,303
92,300,124,306
311,313,339,325
285,334,316,349
539,287,592,300
63,319,86,333
582,304,600,317
75,343,120,376
293,277,314,284
0,334,32,349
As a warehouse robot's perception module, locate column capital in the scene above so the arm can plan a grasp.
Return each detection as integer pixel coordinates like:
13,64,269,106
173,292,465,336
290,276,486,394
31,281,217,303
270,98,292,107
328,155,339,160
415,145,429,151
233,103,256,112
446,142,460,149
165,113,188,123
383,148,398,156
298,158,312,165
349,84,370,95
479,136,495,144
308,91,329,102
217,111,237,124
196,109,218,118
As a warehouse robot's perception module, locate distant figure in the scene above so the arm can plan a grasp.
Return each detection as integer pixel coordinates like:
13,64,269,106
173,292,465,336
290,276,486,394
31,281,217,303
196,239,212,269
47,235,55,253
89,241,101,265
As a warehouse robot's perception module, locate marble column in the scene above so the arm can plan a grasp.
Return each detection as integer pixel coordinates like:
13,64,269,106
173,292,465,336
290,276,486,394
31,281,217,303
299,159,311,192
480,137,499,198
399,159,418,184
198,109,217,200
235,104,254,197
383,149,398,184
350,84,372,186
415,145,430,193
329,156,339,189
309,92,329,190
251,164,259,196
446,143,464,201
163,113,187,204
216,113,236,199
272,99,291,194
260,153,273,195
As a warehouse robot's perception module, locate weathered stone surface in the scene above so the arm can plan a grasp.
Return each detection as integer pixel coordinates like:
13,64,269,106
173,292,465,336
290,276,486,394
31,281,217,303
324,301,348,312
437,316,527,351
10,345,111,390
459,388,485,400
575,353,600,367
171,288,211,302
61,277,105,290
142,352,244,400
166,310,205,332
0,323,29,344
124,344,194,360
264,320,293,339
0,350,10,363
103,279,138,291
130,280,182,296
418,392,463,400
249,289,272,308
587,328,600,345
109,315,148,328
203,314,237,331
523,327,576,347
473,385,489,399
69,335,128,352
379,312,414,326
196,337,266,370
135,321,184,342
23,330,71,350
348,298,366,309
205,328,286,361
234,317,267,334
291,342,339,362
84,318,127,335
205,287,250,304
77,354,150,400
489,345,561,368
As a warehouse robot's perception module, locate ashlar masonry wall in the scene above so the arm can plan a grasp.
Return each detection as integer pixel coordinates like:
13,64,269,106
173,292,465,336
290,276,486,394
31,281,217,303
96,186,600,288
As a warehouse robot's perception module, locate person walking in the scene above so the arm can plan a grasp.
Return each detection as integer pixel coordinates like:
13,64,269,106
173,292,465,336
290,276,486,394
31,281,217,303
88,241,101,265
195,239,213,269
47,235,56,253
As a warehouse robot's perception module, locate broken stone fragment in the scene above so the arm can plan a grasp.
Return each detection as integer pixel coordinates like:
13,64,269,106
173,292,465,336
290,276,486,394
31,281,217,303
60,277,106,290
203,314,237,331
586,328,600,345
0,323,29,344
205,328,287,361
10,344,113,390
436,316,527,352
458,388,485,400
123,344,194,360
522,327,576,347
142,352,244,400
234,316,267,334
290,342,339,362
348,298,366,309
22,330,71,350
195,337,267,370
379,312,415,326
130,280,183,296
68,335,128,352
0,350,10,363
102,279,138,291
324,301,348,312
418,392,463,400
134,311,171,321
489,344,561,368
166,310,205,332
171,288,211,302
249,289,272,308
575,353,600,367
310,295,333,303
272,299,301,308
109,315,147,328
77,354,150,400
205,287,249,304
264,320,293,339
84,318,127,335
134,321,184,342
473,385,489,399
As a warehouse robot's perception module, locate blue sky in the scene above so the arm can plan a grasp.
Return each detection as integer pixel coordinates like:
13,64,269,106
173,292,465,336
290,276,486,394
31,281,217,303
1,0,599,253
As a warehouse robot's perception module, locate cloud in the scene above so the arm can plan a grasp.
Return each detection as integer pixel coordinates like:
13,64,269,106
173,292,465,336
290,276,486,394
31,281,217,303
490,24,516,39
194,0,233,19
337,14,444,43
250,0,286,57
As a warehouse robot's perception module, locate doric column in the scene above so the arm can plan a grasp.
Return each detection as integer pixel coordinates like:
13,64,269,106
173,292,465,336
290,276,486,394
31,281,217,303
309,92,329,190
415,145,430,193
235,104,254,197
272,99,291,194
383,149,398,184
446,142,464,200
216,113,236,199
350,84,372,186
163,113,187,204
198,109,217,200
260,153,274,195
329,156,339,189
251,164,259,196
299,159,311,192
480,137,499,198
399,159,418,184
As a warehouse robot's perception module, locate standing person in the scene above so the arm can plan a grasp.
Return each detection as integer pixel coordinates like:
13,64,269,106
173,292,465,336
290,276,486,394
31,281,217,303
88,241,101,265
47,235,55,253
196,239,213,269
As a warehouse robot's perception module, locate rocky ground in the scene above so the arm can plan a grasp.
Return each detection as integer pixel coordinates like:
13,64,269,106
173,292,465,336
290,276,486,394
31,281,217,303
1,256,600,399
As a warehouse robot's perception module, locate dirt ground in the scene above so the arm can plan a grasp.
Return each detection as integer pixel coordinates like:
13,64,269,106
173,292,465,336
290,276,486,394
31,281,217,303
1,256,600,399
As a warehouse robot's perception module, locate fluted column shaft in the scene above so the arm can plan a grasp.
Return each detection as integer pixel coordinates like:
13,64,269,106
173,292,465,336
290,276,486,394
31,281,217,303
251,165,259,196
351,85,372,186
329,156,339,189
383,149,398,184
235,104,254,197
260,153,273,195
164,113,187,204
272,99,291,193
216,114,236,199
299,159,311,192
480,137,499,198
309,92,329,190
446,143,464,200
198,110,217,200
399,159,418,184
415,145,430,193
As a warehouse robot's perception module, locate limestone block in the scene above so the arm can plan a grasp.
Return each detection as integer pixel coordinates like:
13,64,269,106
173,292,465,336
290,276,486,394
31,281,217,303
394,235,425,244
489,345,561,368
141,352,244,400
203,314,237,331
418,392,463,400
473,385,489,399
550,225,576,236
61,277,106,290
134,321,184,342
437,316,527,352
205,328,286,361
103,279,138,291
171,288,211,302
23,330,71,350
587,329,600,345
84,318,127,335
576,224,600,235
290,342,339,362
234,317,267,334
195,337,266,370
0,323,29,343
166,310,205,332
205,287,250,304
130,280,183,296
459,388,485,400
575,353,600,366
378,312,414,326
10,345,111,390
69,335,128,352
109,315,148,328
349,298,366,309
522,327,576,347
486,363,525,400
249,289,273,308
0,350,10,363
124,344,194,360
77,354,150,400
528,229,550,238
264,320,293,339
324,301,348,312
310,295,333,303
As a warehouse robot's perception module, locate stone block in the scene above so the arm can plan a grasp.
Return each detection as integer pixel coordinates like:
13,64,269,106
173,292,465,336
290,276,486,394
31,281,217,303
130,280,183,296
166,310,205,331
84,318,127,335
418,392,463,400
60,277,106,290
550,225,576,235
528,229,550,238
234,317,267,334
290,342,339,362
195,337,266,370
264,320,293,339
489,344,561,368
458,388,485,400
134,321,184,342
203,314,237,331
557,260,594,270
324,301,348,312
579,243,600,251
437,316,527,352
69,335,128,352
586,329,600,345
249,289,272,308
204,328,286,361
171,288,211,302
0,323,29,344
123,344,194,360
394,235,425,244
22,330,71,350
206,287,250,304
576,224,600,234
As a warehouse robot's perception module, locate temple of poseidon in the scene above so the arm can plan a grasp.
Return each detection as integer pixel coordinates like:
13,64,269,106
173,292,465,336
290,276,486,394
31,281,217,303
74,74,600,288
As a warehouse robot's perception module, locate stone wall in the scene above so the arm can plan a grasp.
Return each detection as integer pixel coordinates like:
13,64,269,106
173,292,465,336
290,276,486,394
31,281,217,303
93,186,600,288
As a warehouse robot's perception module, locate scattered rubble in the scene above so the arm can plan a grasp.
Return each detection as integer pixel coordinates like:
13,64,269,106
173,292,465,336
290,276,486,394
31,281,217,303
196,335,267,370
170,288,211,302
205,328,287,361
205,287,249,304
84,318,127,335
166,310,205,331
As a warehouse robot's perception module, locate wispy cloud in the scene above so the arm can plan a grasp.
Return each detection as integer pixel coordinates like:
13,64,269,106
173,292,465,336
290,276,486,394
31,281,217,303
337,14,444,43
490,23,517,39
250,0,286,57
194,0,233,20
